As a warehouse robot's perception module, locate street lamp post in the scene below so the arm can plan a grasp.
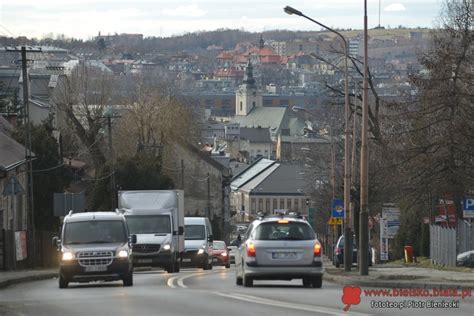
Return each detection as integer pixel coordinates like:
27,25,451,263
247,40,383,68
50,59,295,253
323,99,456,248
286,6,353,272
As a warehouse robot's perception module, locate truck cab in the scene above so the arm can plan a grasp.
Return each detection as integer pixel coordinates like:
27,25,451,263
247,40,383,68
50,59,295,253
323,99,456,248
118,190,184,273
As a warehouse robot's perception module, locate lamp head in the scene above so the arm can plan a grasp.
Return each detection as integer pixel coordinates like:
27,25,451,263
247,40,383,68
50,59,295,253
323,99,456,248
284,6,303,16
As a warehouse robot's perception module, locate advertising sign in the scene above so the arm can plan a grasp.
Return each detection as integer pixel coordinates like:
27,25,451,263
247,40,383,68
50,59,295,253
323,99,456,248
437,194,457,226
15,231,27,261
381,206,400,239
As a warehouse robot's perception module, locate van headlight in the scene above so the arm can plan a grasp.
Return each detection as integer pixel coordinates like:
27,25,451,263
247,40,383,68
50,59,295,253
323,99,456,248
118,250,128,258
197,248,205,255
162,244,171,251
62,252,74,261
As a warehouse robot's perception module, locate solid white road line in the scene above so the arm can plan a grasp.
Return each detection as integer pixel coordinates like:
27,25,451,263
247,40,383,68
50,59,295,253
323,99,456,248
214,292,372,316
168,269,230,288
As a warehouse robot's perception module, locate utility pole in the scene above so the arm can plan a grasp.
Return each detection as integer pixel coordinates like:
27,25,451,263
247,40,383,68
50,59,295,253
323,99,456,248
6,46,41,268
102,104,120,210
207,172,211,219
181,159,185,190
359,0,370,276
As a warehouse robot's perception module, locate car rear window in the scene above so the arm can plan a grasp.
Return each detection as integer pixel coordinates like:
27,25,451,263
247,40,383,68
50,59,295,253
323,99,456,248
254,221,315,240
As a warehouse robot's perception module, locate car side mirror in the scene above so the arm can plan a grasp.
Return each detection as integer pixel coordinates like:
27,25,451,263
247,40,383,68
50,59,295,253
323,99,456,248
129,234,137,244
227,248,232,252
52,236,60,248
208,235,214,242
178,226,184,235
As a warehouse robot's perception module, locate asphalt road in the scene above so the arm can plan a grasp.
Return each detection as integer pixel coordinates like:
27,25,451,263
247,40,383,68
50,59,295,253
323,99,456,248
0,267,472,316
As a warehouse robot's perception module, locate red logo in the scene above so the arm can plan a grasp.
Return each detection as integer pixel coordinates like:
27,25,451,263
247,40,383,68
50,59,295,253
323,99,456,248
342,286,362,311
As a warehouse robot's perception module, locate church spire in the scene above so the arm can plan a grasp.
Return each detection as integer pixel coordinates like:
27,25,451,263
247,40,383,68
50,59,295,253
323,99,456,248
243,60,256,87
259,35,264,49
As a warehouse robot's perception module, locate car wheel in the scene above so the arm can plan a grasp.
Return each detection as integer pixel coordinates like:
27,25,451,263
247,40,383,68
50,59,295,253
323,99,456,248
225,263,230,269
311,275,322,288
236,276,243,285
123,271,133,287
203,256,212,270
58,274,69,289
302,277,312,288
335,258,340,268
243,274,253,287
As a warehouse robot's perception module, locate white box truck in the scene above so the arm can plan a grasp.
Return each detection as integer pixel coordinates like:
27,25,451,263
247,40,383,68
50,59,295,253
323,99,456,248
118,190,184,273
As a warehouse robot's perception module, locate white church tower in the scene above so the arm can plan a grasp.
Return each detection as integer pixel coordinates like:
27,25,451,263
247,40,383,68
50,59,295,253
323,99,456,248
235,60,262,116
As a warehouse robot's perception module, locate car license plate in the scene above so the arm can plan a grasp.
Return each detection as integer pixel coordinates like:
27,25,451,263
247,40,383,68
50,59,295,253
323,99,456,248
138,259,153,264
182,258,191,262
85,265,107,272
272,252,297,259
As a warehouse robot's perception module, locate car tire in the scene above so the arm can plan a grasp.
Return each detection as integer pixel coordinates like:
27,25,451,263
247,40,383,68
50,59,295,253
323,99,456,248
123,271,133,287
243,274,253,287
236,276,243,285
311,275,322,288
58,274,69,289
225,263,230,269
203,256,212,270
302,277,312,288
335,259,340,268
174,261,180,272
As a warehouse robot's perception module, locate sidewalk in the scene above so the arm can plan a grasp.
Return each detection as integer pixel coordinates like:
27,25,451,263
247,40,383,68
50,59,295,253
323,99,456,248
0,269,57,289
323,257,474,289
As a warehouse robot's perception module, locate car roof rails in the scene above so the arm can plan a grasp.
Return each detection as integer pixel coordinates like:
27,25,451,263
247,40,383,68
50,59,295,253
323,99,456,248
256,211,267,219
67,210,73,216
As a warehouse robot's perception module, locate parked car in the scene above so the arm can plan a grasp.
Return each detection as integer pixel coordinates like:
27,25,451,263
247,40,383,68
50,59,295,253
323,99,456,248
235,214,324,288
333,235,373,267
212,240,230,268
52,211,136,289
456,250,474,267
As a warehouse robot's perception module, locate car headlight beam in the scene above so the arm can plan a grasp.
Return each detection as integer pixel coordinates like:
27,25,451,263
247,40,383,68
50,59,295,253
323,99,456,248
118,250,128,258
62,252,74,261
197,248,205,255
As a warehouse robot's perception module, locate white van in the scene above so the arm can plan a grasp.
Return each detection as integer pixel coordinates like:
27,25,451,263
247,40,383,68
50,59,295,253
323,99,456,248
181,217,213,269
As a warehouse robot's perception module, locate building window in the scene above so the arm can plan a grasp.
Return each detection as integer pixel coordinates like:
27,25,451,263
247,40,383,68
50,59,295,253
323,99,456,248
287,198,292,210
266,198,270,211
294,198,299,211
258,199,263,211
264,150,269,157
280,199,284,209
251,198,256,214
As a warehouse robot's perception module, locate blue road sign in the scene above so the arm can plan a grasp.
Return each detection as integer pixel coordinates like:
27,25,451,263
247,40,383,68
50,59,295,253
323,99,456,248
331,198,344,218
463,197,474,218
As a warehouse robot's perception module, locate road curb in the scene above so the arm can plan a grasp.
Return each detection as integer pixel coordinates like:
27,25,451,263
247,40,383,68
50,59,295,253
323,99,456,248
0,272,57,290
323,272,474,289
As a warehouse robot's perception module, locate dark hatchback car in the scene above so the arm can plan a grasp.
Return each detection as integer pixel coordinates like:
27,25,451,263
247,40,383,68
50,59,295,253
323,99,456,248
333,235,372,268
53,212,136,288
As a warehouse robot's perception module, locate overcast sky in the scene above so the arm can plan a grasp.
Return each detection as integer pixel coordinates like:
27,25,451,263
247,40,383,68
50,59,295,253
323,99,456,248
0,0,443,40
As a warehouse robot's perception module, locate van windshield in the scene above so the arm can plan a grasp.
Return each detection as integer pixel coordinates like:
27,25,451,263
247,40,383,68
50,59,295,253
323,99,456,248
125,215,171,234
185,225,205,240
64,221,127,245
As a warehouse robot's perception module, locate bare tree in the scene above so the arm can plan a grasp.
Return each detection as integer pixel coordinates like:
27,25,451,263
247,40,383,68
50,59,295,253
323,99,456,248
53,62,114,172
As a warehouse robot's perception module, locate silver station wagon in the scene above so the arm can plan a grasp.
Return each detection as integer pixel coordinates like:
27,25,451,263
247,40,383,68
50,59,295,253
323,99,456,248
235,213,324,288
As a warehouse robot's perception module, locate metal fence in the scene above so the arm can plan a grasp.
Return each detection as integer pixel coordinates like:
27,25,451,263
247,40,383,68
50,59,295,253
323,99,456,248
430,221,474,266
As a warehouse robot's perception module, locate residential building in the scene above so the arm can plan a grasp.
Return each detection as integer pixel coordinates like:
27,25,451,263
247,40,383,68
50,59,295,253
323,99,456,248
0,117,29,270
230,158,309,221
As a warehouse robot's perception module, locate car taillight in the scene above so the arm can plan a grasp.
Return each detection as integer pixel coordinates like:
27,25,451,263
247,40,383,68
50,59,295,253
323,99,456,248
246,242,256,257
314,242,322,257
336,247,342,255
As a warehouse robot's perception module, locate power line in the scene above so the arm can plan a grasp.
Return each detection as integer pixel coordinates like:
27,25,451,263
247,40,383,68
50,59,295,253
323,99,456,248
32,163,64,173
81,171,115,182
